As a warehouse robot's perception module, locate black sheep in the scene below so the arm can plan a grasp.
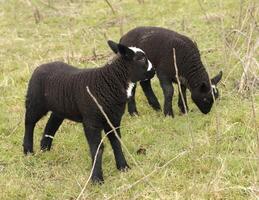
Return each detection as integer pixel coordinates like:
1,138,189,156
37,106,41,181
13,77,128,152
120,26,223,117
23,40,154,183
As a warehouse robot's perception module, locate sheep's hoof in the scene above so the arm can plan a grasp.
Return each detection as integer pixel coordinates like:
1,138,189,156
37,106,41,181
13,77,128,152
40,139,52,151
129,111,139,117
179,110,188,115
164,111,174,118
23,150,34,155
179,106,189,115
91,176,104,184
118,164,130,172
153,106,161,111
150,102,161,111
23,145,34,155
40,147,50,152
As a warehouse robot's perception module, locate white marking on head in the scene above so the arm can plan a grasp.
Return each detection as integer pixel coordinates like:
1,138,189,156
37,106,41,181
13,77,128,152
127,82,135,98
129,46,153,72
147,60,153,71
129,46,145,53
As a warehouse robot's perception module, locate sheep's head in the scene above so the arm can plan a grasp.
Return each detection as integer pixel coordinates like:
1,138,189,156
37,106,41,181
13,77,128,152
107,40,155,83
191,71,223,114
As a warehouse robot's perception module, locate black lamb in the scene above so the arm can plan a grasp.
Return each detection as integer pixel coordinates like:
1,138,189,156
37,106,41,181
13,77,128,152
120,26,223,117
23,40,154,183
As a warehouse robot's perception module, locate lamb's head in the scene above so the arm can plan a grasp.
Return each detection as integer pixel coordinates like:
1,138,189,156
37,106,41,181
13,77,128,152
191,71,223,114
107,40,155,83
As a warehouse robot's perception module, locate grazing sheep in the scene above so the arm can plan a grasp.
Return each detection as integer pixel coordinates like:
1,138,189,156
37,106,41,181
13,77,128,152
23,40,154,183
120,26,223,117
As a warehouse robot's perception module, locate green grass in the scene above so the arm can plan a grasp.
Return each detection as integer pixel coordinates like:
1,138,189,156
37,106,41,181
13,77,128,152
0,0,258,199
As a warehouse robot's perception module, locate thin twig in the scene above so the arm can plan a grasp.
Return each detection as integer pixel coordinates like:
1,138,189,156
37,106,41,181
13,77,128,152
250,79,259,180
238,23,255,93
172,48,195,148
104,0,116,15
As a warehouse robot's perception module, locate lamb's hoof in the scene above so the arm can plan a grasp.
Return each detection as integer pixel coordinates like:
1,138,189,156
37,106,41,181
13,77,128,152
40,147,50,152
153,106,161,112
118,164,130,172
164,111,174,118
91,176,104,184
179,107,189,115
40,139,52,151
179,110,188,116
23,145,34,155
150,102,161,111
129,111,139,117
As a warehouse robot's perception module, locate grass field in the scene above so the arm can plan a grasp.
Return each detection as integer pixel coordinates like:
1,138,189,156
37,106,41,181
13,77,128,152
0,0,258,199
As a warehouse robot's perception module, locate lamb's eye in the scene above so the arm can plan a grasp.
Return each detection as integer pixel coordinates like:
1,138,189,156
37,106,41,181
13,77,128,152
203,98,207,102
138,57,146,62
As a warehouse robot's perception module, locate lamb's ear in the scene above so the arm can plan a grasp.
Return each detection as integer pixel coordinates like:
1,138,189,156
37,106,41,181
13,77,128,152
200,82,210,93
107,40,119,54
117,43,135,60
211,71,223,85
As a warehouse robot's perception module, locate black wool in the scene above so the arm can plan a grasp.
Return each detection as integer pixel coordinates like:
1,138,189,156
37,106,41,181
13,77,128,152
120,26,223,116
23,41,154,183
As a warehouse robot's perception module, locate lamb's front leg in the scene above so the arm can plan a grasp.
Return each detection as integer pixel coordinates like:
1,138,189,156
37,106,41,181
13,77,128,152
83,122,104,184
159,78,174,117
104,124,129,171
178,84,189,114
140,79,161,111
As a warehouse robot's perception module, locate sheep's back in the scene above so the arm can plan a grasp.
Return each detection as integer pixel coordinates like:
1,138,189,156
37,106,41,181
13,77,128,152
30,62,93,121
120,26,201,79
29,61,128,123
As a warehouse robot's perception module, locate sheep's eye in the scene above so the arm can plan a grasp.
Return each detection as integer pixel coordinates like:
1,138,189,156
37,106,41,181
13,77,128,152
138,57,146,62
203,98,207,102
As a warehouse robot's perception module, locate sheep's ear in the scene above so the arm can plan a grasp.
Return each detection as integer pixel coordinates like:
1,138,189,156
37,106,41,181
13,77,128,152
107,40,135,60
211,71,223,85
193,40,198,47
200,82,210,93
108,40,119,54
117,43,135,60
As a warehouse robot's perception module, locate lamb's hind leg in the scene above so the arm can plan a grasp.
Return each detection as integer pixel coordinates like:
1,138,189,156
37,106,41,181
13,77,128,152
40,113,64,151
104,124,129,171
127,84,138,116
140,79,161,111
23,107,47,154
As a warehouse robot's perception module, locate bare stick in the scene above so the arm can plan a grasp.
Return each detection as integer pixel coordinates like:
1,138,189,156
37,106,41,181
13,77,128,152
197,0,209,22
238,23,255,93
250,79,259,180
76,87,163,199
104,0,116,15
173,48,195,148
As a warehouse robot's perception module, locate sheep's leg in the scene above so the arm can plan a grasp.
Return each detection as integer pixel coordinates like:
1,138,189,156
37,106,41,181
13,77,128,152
83,123,104,183
178,84,189,114
127,84,138,116
159,79,174,117
40,113,64,151
23,108,47,154
140,79,161,111
104,125,129,171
